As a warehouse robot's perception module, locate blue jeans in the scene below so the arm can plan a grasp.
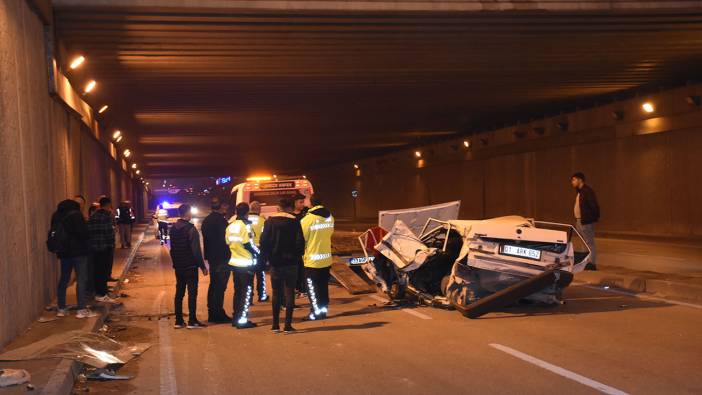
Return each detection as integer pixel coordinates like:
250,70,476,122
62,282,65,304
57,256,88,310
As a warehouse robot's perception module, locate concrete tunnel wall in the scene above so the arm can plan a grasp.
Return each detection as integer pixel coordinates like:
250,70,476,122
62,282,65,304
310,85,702,240
0,0,146,347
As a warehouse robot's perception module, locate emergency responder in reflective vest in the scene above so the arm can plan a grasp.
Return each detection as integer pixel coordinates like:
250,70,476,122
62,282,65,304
226,203,259,329
153,205,169,245
248,201,269,302
300,196,334,320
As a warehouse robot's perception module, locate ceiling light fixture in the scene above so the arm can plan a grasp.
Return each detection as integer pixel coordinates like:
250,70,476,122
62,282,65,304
642,102,655,113
84,80,96,94
463,140,471,148
98,105,109,114
123,149,131,158
131,163,137,169
414,150,422,158
69,55,85,70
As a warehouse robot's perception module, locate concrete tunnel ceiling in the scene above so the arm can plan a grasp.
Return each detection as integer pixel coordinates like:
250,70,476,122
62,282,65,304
52,1,702,178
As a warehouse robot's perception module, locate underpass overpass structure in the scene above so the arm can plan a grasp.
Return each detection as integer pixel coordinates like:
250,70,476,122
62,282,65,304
2,0,702,347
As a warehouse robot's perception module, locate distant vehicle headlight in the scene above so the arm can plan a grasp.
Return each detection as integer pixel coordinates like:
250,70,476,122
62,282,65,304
190,206,199,215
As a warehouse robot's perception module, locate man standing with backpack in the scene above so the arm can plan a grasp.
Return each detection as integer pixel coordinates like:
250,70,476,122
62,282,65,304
48,199,97,319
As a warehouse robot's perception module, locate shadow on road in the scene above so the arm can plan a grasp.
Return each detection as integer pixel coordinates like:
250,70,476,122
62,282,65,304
297,321,388,334
475,285,672,319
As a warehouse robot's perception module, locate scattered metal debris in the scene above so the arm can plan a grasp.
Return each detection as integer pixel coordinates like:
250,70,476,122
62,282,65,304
0,368,31,388
0,330,151,370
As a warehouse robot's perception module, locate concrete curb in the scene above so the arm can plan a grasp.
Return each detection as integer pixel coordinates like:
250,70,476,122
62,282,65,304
575,270,702,303
40,228,147,395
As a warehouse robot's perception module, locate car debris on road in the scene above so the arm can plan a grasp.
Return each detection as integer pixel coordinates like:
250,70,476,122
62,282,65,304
358,203,592,318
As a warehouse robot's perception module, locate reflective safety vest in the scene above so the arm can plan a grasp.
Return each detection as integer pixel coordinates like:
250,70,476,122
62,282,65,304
248,214,265,247
156,209,168,222
226,219,257,268
300,206,334,268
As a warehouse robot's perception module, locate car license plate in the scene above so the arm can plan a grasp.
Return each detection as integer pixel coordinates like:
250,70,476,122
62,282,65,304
501,245,541,260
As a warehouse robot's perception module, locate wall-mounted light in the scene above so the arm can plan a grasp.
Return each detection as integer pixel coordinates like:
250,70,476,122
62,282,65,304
131,163,137,169
135,170,141,175
112,130,121,140
123,149,131,158
463,140,471,148
69,55,85,70
642,102,655,113
84,80,96,94
414,150,422,158
353,163,359,169
302,175,307,179
98,105,109,114
115,135,123,143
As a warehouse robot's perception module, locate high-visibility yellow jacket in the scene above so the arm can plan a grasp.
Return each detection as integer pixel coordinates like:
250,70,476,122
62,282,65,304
156,209,168,222
226,218,258,268
300,205,334,268
248,214,265,247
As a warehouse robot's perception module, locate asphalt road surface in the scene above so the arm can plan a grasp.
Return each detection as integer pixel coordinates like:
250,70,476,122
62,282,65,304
81,228,702,395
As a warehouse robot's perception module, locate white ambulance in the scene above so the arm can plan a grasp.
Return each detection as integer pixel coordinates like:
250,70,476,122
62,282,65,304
231,176,314,216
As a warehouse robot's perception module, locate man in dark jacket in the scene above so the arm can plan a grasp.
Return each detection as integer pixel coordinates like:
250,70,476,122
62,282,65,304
170,204,209,329
293,193,308,296
50,199,96,319
260,198,305,333
88,197,118,303
201,197,232,323
571,172,600,271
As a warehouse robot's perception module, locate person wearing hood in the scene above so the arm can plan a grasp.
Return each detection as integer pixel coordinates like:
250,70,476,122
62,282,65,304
260,197,305,333
226,202,260,329
169,204,208,329
300,196,334,320
49,199,96,319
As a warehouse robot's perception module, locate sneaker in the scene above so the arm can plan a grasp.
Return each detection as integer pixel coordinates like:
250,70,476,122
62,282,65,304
174,321,185,329
283,326,297,334
187,321,207,329
271,325,280,333
258,295,269,302
235,321,257,329
76,309,98,319
56,309,68,317
94,295,119,304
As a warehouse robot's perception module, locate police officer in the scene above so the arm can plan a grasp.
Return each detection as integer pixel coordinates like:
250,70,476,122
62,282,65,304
248,201,269,302
153,205,169,245
226,203,259,329
300,196,334,320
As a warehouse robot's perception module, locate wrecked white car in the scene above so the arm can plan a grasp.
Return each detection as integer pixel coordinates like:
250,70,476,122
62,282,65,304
359,208,591,318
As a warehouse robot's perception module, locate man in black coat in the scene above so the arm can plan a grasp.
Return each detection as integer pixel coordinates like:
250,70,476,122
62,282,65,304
260,197,305,333
201,197,232,323
50,199,96,319
571,172,600,271
170,204,209,329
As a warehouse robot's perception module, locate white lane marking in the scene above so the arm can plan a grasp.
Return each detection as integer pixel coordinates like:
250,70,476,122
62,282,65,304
576,284,702,310
154,289,178,395
489,343,629,395
368,294,432,320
